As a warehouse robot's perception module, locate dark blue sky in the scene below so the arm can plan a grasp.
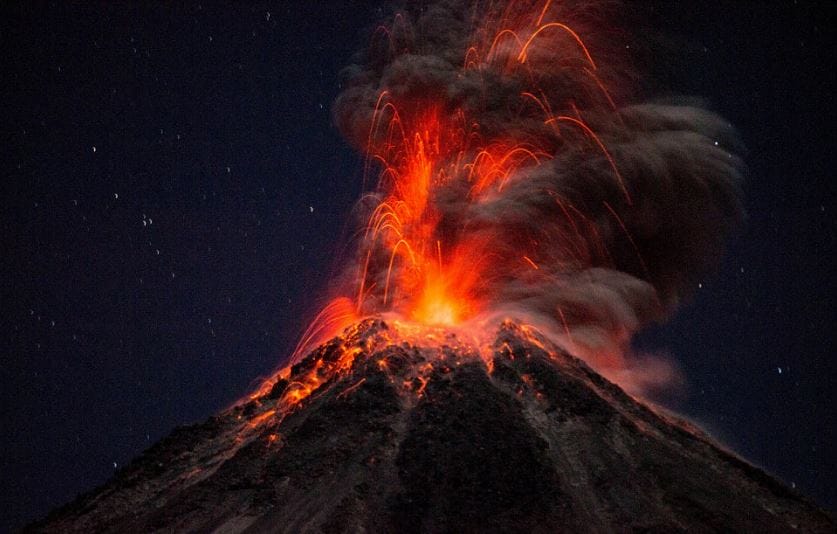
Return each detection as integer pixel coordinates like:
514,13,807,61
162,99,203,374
2,2,834,531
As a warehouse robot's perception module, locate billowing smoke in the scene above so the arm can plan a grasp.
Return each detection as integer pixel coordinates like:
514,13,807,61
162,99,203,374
327,0,743,394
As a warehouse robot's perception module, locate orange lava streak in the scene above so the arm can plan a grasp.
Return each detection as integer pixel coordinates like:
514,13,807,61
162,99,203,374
518,22,597,68
548,115,631,205
535,0,553,27
289,297,358,365
523,256,540,270
337,377,367,399
345,4,616,329
248,410,276,429
487,29,525,62
246,1,634,409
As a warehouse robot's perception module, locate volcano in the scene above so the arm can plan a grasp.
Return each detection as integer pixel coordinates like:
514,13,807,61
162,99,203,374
32,319,832,533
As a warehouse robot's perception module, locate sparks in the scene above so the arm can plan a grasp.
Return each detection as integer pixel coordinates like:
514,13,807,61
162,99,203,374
241,0,744,426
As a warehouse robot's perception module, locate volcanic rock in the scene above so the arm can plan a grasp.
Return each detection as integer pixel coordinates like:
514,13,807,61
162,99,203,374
30,319,833,533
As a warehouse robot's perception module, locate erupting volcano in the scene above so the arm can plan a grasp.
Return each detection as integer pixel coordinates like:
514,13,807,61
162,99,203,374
32,1,833,532
270,0,748,395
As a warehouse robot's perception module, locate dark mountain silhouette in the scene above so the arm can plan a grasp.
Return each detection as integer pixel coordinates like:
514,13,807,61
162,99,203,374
30,320,833,533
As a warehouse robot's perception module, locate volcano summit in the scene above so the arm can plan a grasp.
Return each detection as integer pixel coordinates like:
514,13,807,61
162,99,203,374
33,319,832,533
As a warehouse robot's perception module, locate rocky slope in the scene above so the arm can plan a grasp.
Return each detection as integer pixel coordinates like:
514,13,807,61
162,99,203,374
30,320,834,533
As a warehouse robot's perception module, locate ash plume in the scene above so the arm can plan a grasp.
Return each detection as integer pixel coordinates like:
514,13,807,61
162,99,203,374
32,7,837,533
329,0,744,393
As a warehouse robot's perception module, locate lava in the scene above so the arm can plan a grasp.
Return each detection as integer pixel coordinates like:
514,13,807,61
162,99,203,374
37,317,835,533
335,1,640,340
247,0,743,421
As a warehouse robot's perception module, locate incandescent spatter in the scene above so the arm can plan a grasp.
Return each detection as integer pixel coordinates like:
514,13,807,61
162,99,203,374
29,1,833,531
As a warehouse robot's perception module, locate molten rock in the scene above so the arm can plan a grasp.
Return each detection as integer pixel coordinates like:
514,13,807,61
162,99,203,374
33,320,832,532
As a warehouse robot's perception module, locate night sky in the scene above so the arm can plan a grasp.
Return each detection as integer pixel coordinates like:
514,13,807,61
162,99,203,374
2,2,834,531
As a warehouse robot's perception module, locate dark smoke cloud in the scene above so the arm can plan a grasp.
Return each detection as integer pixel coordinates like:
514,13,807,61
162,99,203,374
332,0,744,392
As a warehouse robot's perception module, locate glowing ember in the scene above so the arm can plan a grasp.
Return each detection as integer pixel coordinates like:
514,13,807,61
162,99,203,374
313,1,631,345
244,0,743,420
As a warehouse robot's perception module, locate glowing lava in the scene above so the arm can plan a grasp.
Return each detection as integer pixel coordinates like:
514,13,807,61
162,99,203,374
243,0,744,425
350,5,614,331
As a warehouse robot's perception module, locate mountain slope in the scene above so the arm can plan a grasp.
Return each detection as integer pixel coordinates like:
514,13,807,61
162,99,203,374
31,320,833,533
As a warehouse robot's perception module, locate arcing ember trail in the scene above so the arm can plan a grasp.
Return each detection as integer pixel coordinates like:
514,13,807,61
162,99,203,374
38,2,835,533
248,0,744,415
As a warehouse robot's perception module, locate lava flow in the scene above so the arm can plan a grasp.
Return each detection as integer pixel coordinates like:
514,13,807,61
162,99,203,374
246,0,744,428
